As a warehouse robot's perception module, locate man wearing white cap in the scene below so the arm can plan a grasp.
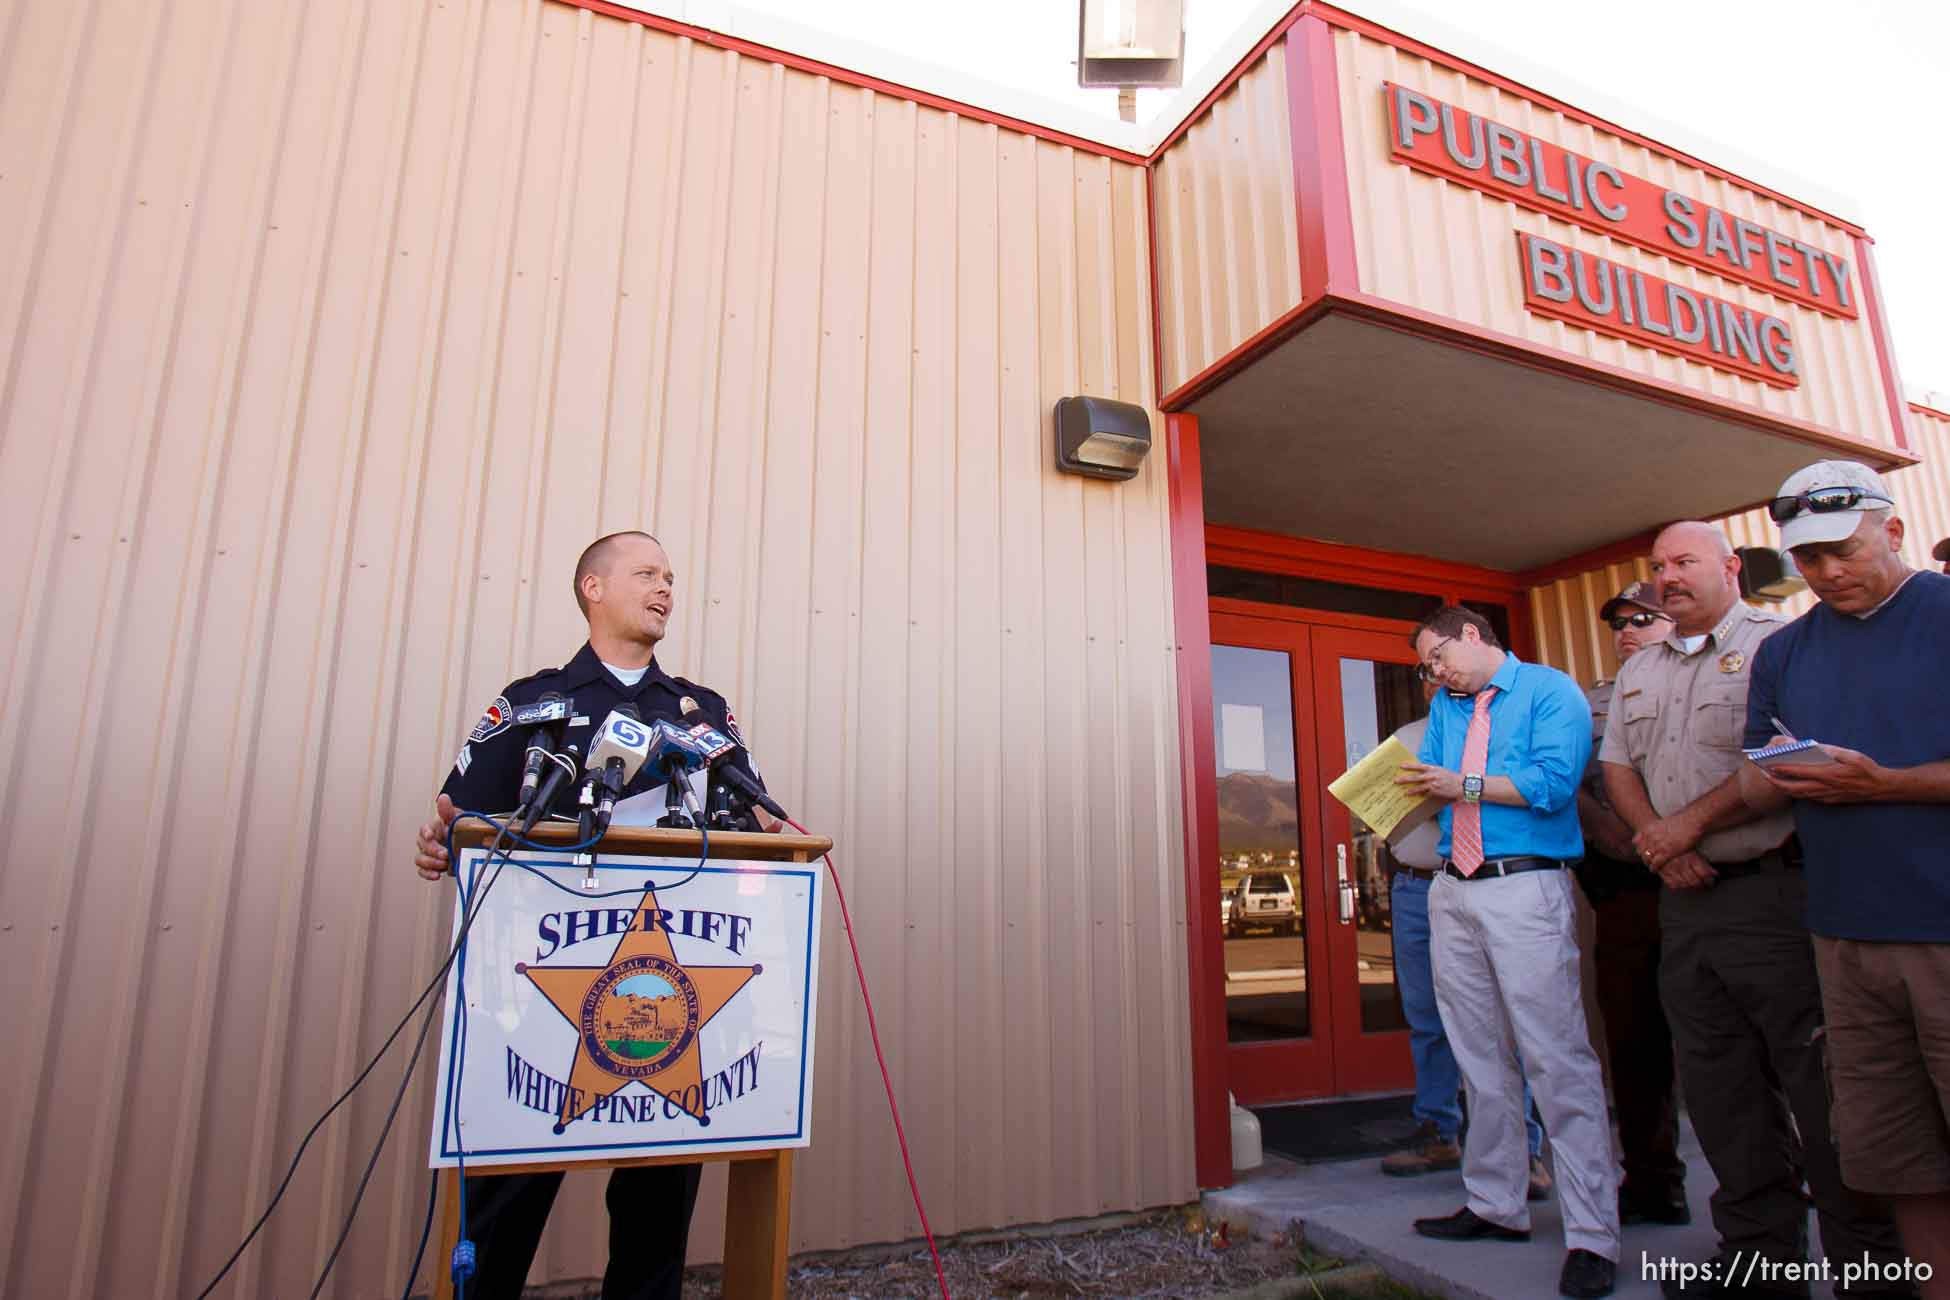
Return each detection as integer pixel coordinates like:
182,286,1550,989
1740,460,1950,1300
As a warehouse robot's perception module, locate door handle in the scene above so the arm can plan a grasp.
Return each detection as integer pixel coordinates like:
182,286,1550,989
1337,843,1354,925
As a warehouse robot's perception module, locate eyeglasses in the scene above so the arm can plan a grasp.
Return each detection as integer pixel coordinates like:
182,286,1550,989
1416,635,1456,680
1608,612,1666,631
1767,486,1893,523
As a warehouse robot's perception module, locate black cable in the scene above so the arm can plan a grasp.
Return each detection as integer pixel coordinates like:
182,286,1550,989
193,812,581,1298
308,970,448,1297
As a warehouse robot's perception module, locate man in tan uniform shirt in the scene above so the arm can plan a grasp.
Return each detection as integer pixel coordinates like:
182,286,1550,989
1599,522,1907,1298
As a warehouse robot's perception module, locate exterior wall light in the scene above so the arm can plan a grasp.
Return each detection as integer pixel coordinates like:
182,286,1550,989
1737,546,1807,601
1054,396,1152,480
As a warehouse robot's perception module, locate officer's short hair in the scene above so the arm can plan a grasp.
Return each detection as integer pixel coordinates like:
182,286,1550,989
574,531,661,617
1409,605,1500,652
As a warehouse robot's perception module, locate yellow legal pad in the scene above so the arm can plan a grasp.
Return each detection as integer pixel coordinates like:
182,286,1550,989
1327,735,1438,839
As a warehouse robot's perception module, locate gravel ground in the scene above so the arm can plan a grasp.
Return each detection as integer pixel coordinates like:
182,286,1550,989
525,1208,1300,1300
681,1208,1297,1299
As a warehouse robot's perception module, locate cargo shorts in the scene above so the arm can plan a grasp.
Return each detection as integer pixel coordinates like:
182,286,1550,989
1813,935,1950,1195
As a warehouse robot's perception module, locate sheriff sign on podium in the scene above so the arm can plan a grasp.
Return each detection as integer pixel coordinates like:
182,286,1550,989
429,822,828,1299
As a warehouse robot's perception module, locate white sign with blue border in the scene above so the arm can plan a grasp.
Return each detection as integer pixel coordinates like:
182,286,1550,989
428,848,821,1168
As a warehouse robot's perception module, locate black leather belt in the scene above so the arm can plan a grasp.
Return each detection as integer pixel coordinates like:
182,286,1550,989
1711,841,1803,880
1395,866,1441,882
1442,855,1571,881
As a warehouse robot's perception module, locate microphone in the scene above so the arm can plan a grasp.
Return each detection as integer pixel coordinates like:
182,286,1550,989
515,741,582,837
676,699,789,822
515,692,573,812
583,705,652,837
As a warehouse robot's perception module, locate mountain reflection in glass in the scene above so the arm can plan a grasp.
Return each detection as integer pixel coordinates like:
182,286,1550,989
1212,645,1308,1042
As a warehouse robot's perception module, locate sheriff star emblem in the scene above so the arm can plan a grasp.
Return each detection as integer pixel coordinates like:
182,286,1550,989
1718,650,1745,673
518,884,759,1131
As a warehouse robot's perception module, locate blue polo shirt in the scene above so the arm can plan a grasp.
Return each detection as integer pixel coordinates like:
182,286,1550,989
1419,652,1591,862
1743,571,1950,942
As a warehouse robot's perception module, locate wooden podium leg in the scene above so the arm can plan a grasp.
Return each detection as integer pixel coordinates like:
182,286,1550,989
433,1166,462,1300
720,1150,793,1300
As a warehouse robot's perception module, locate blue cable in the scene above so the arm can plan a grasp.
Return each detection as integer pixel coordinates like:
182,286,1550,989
440,808,708,1295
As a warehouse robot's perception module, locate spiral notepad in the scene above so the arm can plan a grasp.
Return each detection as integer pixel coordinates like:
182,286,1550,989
1742,738,1838,767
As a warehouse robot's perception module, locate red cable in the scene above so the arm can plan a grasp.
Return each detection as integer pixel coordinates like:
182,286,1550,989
785,817,951,1300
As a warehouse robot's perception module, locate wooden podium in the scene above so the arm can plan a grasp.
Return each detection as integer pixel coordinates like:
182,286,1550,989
434,822,831,1300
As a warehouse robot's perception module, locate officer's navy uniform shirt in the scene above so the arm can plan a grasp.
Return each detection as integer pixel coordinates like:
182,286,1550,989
440,641,763,819
1419,652,1592,862
1743,570,1950,942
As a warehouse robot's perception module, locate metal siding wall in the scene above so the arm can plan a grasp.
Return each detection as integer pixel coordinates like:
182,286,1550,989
0,1,1192,1295
1151,39,1303,397
1334,30,1899,448
1896,406,1950,569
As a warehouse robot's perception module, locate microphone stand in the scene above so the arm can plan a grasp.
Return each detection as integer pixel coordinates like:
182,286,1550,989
656,763,701,829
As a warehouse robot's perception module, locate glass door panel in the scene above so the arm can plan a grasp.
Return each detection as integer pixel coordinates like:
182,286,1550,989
1212,644,1308,1044
1335,655,1425,1035
1311,626,1424,1095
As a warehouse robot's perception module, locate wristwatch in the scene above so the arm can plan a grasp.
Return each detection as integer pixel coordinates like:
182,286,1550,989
1461,774,1484,803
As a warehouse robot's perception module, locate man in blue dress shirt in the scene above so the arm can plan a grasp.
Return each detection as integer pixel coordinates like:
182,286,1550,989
1396,606,1619,1300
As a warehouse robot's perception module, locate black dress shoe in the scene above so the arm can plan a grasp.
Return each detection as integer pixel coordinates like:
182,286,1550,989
1560,1249,1616,1298
1619,1188,1691,1225
1412,1206,1530,1242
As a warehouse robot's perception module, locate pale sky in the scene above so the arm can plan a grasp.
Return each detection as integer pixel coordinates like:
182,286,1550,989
724,0,1949,404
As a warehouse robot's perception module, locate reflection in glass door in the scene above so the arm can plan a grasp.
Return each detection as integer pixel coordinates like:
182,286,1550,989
1310,626,1426,1095
1334,655,1425,1035
1211,644,1307,1044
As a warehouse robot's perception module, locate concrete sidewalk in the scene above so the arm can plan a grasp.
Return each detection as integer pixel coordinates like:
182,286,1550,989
1204,1119,1728,1299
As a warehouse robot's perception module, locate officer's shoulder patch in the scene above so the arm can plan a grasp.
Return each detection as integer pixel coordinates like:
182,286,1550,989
469,695,515,743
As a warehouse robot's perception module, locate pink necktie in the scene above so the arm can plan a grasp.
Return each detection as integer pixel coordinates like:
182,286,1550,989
1451,687,1497,876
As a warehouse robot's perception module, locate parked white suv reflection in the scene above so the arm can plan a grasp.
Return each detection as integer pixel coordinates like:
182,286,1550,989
1224,871,1298,937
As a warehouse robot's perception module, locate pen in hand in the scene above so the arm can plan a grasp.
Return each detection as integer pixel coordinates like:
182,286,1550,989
1769,715,1797,742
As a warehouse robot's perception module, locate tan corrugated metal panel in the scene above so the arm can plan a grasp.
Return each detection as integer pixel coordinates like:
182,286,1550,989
1151,39,1302,397
1896,406,1950,570
1334,30,1899,449
0,2,1190,1295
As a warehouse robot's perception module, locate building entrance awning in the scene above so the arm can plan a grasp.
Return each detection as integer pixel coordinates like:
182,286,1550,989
1188,310,1912,573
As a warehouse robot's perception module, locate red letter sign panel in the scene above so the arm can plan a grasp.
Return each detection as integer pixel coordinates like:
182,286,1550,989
1386,84,1857,320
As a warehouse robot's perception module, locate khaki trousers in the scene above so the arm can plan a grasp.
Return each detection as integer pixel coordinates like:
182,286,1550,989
1431,868,1621,1260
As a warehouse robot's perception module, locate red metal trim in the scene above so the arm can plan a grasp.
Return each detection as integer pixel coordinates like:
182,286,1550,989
1285,15,1359,303
1514,528,1663,588
1150,2,1310,159
1303,2,1867,238
1855,236,1912,454
554,0,1147,164
1145,164,1168,411
1324,291,1919,471
1206,525,1521,598
1166,413,1231,1190
1508,596,1538,663
1913,401,1950,423
1210,597,1430,637
1159,297,1329,411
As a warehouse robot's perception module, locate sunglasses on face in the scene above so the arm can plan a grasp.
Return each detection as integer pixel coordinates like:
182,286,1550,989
1767,486,1893,523
1608,612,1666,631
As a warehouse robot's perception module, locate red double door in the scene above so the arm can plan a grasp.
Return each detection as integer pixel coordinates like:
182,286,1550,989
1208,609,1429,1104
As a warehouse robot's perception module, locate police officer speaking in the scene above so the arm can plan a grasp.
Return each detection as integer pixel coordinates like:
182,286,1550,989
412,530,773,1300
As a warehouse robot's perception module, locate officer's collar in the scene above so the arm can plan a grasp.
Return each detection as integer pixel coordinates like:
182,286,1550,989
1662,602,1742,654
558,641,678,697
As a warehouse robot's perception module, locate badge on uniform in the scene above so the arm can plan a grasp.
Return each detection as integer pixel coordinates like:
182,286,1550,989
1718,651,1744,674
469,695,514,743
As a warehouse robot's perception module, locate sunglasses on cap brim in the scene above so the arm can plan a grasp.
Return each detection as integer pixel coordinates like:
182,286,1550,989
1767,486,1893,523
